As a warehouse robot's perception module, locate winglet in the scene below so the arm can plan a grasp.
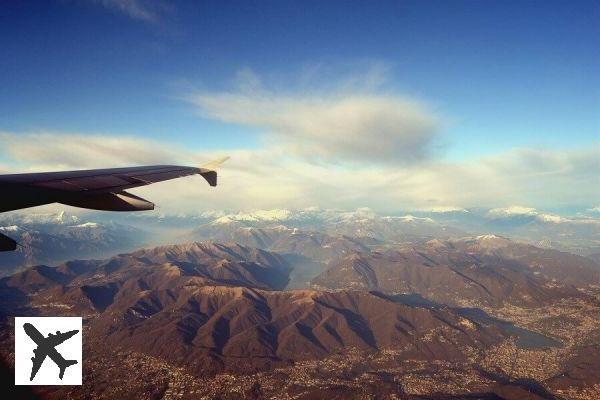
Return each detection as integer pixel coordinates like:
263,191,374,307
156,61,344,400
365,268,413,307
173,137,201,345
201,156,230,171
199,156,229,187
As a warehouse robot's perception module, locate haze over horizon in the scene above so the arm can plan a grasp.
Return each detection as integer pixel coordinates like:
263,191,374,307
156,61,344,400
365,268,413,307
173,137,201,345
1,0,598,214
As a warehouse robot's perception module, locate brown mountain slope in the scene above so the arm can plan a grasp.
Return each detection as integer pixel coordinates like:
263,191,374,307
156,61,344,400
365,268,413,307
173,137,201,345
188,224,374,263
312,237,587,308
0,242,292,317
20,241,288,289
447,236,600,286
186,226,377,289
3,241,595,399
0,242,506,376
90,286,505,375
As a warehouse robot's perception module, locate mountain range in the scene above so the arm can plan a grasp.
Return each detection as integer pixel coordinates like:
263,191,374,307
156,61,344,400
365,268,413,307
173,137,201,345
1,207,599,399
0,211,146,277
1,242,507,376
312,235,598,308
2,206,598,279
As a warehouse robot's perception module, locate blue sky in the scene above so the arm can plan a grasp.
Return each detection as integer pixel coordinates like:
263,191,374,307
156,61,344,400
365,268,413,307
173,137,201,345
0,1,598,212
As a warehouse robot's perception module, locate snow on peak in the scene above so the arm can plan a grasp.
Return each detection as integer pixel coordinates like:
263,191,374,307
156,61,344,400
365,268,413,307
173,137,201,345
212,209,293,224
400,215,434,223
426,206,468,213
252,209,293,221
382,215,435,223
0,225,21,232
54,210,79,224
212,216,236,225
487,206,570,224
209,208,444,226
73,222,99,228
471,234,513,248
55,211,79,223
488,206,537,217
335,208,377,222
476,234,501,240
537,214,565,223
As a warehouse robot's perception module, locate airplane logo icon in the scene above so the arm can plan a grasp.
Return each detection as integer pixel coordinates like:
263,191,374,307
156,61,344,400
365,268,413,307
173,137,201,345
23,323,79,381
15,317,82,385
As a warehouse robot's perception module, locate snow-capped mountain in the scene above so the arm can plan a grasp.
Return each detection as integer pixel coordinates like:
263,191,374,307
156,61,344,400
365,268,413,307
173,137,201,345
405,206,600,255
182,206,600,255
196,207,463,242
0,210,148,276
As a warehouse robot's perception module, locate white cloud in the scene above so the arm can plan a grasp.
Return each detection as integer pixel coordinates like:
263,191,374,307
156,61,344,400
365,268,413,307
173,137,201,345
0,132,194,170
0,131,597,214
181,68,600,211
188,71,440,165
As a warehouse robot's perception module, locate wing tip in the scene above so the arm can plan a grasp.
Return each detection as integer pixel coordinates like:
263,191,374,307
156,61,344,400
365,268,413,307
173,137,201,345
200,170,218,186
199,156,228,187
201,156,230,171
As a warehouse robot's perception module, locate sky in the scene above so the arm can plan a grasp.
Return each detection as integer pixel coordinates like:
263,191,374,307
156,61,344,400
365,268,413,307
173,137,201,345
0,0,598,214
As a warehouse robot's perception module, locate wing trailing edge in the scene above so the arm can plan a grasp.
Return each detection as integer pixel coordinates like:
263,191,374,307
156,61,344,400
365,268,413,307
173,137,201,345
58,191,154,211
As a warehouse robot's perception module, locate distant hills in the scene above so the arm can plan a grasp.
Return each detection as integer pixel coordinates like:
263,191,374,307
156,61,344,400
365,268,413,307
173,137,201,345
312,235,599,308
190,207,465,242
186,206,600,255
0,211,146,276
2,206,598,281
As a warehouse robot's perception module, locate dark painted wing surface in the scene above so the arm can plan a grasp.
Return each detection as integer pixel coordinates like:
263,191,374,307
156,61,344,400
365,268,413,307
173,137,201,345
0,165,216,192
0,161,226,214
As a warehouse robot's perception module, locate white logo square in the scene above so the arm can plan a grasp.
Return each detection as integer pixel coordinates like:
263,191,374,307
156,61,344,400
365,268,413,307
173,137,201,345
14,317,82,385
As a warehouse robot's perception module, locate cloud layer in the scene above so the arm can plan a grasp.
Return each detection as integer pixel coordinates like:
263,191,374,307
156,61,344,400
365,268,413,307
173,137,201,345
1,132,597,214
0,132,191,170
189,78,440,165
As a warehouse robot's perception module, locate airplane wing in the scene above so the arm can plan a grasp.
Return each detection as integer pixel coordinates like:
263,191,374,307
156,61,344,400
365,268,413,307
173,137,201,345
47,330,79,347
29,350,47,381
0,157,229,214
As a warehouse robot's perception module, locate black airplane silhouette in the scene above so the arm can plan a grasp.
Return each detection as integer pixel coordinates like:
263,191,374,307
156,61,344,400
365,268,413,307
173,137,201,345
23,322,79,381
